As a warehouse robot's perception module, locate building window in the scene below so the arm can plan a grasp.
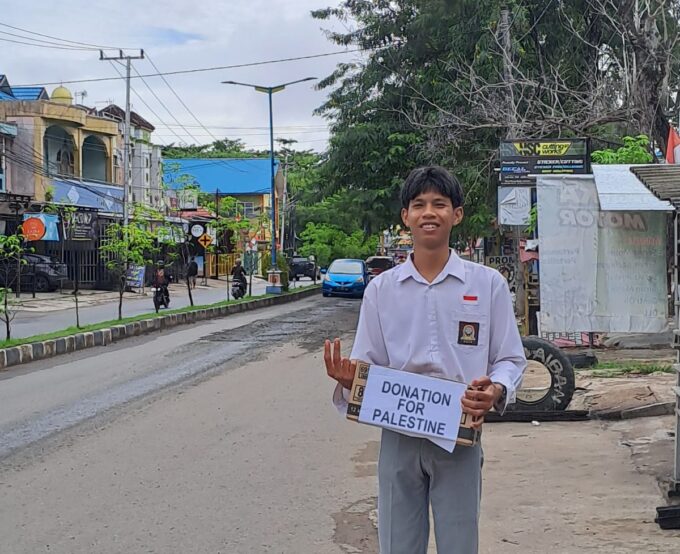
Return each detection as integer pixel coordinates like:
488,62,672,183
241,202,255,217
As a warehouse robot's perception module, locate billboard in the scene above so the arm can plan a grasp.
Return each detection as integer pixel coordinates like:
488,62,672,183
500,139,590,185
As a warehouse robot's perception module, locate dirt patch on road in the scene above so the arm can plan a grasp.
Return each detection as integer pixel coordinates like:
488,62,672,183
332,496,379,554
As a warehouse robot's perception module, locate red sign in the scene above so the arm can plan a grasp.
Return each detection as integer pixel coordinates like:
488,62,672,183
22,217,46,241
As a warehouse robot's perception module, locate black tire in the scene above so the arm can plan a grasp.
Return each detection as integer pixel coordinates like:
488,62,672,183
507,336,575,412
153,293,161,312
322,291,330,297
35,274,50,293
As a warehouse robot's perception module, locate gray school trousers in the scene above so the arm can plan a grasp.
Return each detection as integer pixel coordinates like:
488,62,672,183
378,429,482,554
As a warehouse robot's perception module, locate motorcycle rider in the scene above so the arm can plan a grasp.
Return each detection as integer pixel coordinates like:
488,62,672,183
153,261,171,305
231,259,248,296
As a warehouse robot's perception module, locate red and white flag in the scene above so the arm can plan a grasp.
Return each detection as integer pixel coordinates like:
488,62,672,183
666,126,680,163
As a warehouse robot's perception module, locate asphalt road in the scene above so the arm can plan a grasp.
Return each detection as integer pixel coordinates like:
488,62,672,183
8,276,315,339
0,295,677,553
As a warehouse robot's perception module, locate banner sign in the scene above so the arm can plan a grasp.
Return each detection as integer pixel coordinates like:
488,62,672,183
22,213,59,241
485,255,516,289
126,264,146,289
70,211,97,241
357,365,466,452
500,138,590,185
537,175,667,333
177,189,199,210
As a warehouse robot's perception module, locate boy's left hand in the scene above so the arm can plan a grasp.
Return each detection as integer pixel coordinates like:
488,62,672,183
461,376,504,428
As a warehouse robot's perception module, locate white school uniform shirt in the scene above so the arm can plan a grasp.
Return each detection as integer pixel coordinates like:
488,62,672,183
333,250,527,414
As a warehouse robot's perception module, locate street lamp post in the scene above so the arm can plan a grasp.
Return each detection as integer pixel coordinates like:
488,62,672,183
222,77,316,293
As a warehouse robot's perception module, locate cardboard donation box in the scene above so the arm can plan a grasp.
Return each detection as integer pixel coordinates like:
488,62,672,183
347,361,481,449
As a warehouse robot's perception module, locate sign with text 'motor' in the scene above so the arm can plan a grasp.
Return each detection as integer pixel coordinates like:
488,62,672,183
358,366,466,450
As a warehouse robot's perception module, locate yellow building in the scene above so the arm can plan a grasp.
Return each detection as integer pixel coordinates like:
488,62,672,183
0,84,120,203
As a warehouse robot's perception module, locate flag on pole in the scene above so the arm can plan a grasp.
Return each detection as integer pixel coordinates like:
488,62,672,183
666,126,680,163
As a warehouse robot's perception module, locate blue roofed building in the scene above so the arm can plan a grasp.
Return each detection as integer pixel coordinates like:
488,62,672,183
163,157,284,244
9,87,49,101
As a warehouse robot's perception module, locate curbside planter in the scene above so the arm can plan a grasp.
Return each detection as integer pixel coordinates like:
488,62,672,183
0,286,320,371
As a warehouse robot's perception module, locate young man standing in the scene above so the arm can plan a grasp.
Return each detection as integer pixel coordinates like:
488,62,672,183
324,166,526,553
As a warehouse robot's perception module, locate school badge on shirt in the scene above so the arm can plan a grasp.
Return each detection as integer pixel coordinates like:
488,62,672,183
458,321,480,346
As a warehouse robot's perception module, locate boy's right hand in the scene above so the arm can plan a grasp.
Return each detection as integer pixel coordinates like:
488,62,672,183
324,338,357,390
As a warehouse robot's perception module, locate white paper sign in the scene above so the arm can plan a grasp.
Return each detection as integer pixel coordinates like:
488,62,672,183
498,187,531,226
358,366,467,452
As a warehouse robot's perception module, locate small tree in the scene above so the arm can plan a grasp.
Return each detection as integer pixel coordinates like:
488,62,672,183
101,211,159,320
0,234,26,340
44,202,80,327
591,135,654,164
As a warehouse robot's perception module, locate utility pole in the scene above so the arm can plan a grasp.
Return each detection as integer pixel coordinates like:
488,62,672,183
499,6,525,326
99,50,144,226
280,151,289,255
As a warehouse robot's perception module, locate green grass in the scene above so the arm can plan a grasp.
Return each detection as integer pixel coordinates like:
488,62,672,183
587,360,674,378
0,285,319,349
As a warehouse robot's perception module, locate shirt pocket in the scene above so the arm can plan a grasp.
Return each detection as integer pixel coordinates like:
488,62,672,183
453,311,489,353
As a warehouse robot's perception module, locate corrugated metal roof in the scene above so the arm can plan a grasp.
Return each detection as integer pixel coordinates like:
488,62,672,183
10,86,47,100
163,158,281,195
0,91,15,101
630,165,680,209
593,165,674,211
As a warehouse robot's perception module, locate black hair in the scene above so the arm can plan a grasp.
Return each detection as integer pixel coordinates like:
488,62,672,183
400,166,464,209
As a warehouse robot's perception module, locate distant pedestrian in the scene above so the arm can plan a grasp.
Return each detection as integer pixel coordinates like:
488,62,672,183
187,257,198,289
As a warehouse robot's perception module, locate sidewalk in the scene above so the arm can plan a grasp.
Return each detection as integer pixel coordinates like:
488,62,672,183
9,275,280,313
5,276,317,340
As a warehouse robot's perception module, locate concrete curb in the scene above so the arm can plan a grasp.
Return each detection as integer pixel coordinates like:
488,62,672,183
0,287,320,372
591,401,676,420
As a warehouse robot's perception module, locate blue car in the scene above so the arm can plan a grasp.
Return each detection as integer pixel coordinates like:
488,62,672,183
321,259,370,298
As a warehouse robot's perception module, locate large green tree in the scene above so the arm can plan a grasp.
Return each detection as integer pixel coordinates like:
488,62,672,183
311,0,680,244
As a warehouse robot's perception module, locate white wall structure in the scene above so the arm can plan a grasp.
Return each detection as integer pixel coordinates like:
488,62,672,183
537,173,671,334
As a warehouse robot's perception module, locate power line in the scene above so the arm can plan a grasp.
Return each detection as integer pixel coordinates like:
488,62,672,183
145,53,219,143
0,36,96,51
0,30,97,50
15,48,372,87
129,62,203,144
107,60,188,145
0,20,127,50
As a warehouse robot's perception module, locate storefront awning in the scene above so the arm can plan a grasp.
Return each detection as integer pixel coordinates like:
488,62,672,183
52,179,124,216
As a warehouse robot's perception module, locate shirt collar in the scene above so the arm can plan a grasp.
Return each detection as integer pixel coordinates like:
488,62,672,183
396,249,466,284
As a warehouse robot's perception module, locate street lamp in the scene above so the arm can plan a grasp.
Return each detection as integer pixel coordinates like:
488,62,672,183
222,77,316,291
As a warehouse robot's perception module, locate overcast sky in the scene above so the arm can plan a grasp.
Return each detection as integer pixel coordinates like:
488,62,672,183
1,0,356,151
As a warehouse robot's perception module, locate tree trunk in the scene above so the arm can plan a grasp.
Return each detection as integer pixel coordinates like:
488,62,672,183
186,275,194,307
4,290,10,340
118,275,124,321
